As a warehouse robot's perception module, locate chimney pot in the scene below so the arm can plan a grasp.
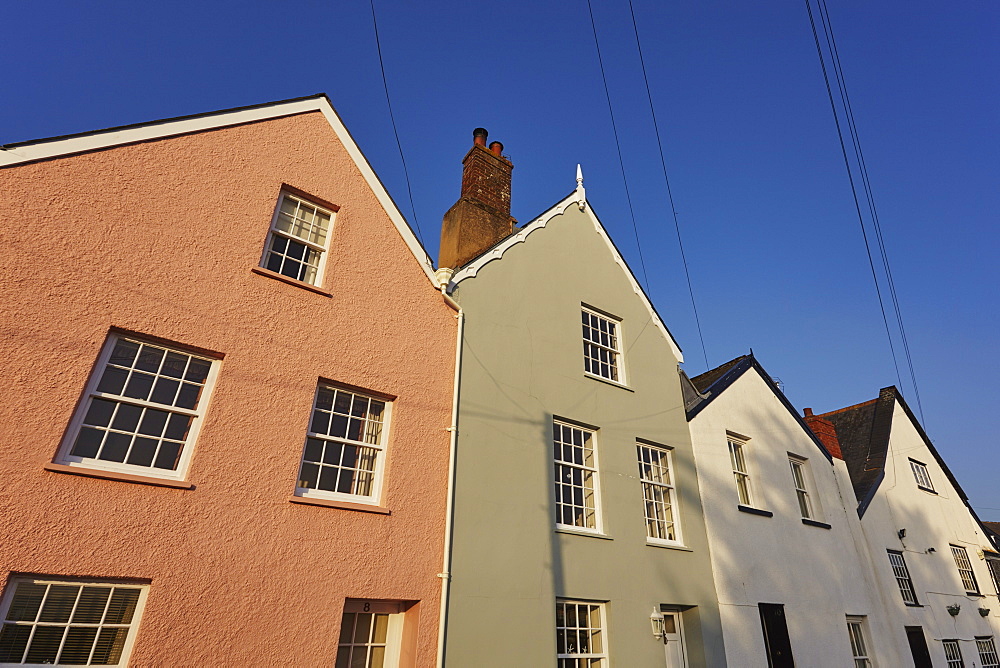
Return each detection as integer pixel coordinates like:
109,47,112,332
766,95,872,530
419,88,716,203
489,141,503,156
473,128,488,146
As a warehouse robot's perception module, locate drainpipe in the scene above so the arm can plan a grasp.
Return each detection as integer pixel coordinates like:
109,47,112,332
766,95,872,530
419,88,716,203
436,269,463,668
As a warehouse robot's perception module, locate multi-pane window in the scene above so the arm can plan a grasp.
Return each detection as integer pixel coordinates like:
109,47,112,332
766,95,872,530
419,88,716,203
943,639,965,667
261,192,334,286
977,637,1000,668
888,550,919,605
296,386,389,503
336,600,402,668
553,422,600,531
909,459,934,492
846,617,872,668
582,308,622,383
0,578,145,666
59,335,215,477
637,443,680,543
788,456,813,519
987,556,1000,596
728,436,753,506
556,600,606,668
950,545,980,594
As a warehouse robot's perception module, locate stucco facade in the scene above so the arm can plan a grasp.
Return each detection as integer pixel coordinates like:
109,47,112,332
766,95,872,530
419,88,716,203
0,99,456,666
686,359,906,667
820,391,1000,667
441,193,725,667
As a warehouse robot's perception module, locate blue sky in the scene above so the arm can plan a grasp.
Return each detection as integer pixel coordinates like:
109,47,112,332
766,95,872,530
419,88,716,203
3,1,998,516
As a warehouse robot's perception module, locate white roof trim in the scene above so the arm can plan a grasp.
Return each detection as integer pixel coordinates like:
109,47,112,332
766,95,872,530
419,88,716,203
448,180,683,362
0,96,437,283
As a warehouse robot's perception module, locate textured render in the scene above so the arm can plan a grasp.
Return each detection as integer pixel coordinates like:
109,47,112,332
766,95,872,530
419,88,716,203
445,203,726,667
0,111,456,666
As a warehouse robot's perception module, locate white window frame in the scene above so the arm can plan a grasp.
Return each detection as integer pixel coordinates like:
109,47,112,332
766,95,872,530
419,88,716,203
335,599,404,668
581,306,625,384
294,384,392,506
943,639,965,667
888,550,919,605
909,458,935,492
846,616,873,668
788,455,814,520
0,576,148,667
555,599,607,668
637,441,683,545
986,555,1000,597
950,545,980,595
55,333,219,480
259,190,336,287
728,435,754,507
977,637,1000,668
553,420,602,534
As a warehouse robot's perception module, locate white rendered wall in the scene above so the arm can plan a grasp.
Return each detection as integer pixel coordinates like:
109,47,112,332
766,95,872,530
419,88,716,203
689,369,906,667
857,401,1000,665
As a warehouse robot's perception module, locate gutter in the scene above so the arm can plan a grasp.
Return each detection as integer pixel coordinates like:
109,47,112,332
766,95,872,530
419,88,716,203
437,271,463,668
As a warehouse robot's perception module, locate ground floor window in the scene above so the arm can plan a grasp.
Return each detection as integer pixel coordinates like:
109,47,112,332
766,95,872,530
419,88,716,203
336,600,404,668
846,616,872,667
978,637,1000,668
0,577,147,666
556,599,607,667
943,639,965,668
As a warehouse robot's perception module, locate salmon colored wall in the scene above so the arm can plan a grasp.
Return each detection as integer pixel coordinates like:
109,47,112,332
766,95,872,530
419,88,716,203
0,111,456,666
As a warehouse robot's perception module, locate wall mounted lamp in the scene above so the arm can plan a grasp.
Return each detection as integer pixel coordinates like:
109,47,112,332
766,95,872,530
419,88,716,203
650,609,665,640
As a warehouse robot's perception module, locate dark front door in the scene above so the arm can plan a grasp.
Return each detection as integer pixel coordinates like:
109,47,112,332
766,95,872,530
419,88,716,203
905,626,933,668
758,603,794,667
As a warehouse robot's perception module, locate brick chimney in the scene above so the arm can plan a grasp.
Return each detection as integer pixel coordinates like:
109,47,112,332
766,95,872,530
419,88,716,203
803,407,844,459
438,128,515,270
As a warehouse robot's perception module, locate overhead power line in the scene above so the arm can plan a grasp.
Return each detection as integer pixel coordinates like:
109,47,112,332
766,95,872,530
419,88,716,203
626,0,710,372
586,0,651,294
370,0,425,247
804,0,925,424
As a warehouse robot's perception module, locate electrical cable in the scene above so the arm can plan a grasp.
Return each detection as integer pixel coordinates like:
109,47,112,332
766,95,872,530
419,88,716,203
370,0,425,247
586,0,651,294
626,0,710,371
815,0,925,424
804,0,907,401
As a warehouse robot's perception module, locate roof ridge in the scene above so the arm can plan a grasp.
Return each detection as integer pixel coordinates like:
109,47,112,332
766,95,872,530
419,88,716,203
813,397,878,417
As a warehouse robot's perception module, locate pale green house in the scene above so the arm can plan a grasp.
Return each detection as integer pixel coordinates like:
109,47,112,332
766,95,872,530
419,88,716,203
436,130,726,667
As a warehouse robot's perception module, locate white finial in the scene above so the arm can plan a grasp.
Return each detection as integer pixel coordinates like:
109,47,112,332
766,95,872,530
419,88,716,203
575,164,587,210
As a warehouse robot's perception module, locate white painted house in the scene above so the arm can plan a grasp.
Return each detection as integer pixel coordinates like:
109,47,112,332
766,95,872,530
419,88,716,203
816,387,1000,668
684,355,906,667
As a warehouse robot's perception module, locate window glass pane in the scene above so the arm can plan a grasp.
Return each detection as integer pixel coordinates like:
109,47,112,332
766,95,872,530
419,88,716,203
6,583,47,622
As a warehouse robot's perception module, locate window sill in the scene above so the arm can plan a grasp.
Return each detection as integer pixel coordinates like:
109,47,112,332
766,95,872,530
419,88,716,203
555,526,613,540
289,496,391,515
917,485,938,495
802,518,832,529
583,373,634,392
251,267,332,297
646,539,692,552
737,504,773,518
904,602,924,608
44,463,194,489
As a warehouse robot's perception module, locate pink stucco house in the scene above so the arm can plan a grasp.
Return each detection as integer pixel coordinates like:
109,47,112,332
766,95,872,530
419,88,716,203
0,95,457,666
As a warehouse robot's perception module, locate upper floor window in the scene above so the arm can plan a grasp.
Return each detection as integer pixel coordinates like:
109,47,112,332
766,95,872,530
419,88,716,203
888,550,919,605
637,442,681,544
0,577,147,666
295,385,390,505
261,191,335,286
788,456,814,519
56,334,217,479
556,600,607,668
846,616,872,668
986,555,1000,596
909,458,934,492
582,307,623,383
950,545,980,595
728,435,753,507
553,421,601,532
